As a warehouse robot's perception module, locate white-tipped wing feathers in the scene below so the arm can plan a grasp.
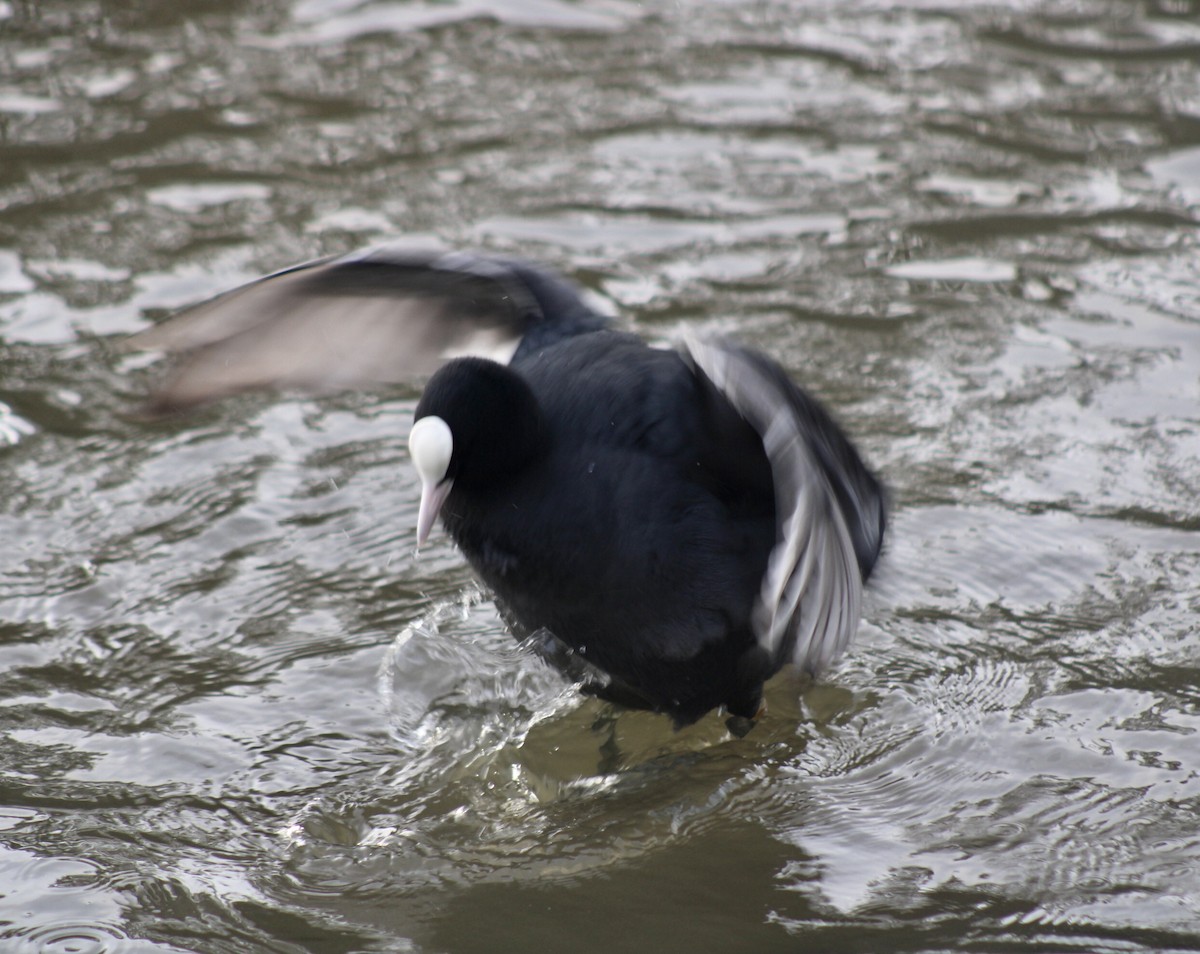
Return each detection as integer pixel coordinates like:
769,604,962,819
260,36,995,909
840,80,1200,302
124,246,537,413
682,336,865,677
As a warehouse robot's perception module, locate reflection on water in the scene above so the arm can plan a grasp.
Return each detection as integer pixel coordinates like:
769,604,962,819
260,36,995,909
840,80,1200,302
2,0,1200,951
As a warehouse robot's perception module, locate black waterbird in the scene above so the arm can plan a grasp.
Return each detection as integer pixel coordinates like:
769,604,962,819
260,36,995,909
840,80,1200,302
129,245,886,728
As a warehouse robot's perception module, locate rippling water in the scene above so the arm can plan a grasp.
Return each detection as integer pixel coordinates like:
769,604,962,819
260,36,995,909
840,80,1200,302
2,0,1200,950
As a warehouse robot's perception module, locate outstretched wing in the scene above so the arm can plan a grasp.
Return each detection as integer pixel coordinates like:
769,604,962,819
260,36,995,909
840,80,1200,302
125,244,608,414
681,335,886,676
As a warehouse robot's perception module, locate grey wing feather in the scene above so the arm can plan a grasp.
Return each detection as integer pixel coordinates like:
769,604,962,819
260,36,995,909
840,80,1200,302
681,335,871,676
124,244,543,413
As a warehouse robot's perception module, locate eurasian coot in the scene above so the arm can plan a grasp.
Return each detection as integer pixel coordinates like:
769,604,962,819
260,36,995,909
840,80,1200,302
130,244,886,726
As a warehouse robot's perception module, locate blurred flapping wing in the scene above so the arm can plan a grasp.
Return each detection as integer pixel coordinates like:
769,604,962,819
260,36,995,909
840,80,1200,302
682,335,884,676
125,246,550,414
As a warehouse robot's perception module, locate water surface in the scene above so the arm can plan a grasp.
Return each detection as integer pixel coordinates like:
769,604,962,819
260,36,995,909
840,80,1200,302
2,0,1200,951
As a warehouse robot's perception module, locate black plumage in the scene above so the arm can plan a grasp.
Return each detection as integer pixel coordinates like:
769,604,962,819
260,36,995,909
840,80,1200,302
129,245,886,727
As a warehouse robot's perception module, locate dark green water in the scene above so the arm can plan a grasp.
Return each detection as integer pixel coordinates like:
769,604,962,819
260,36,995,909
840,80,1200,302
2,0,1200,951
